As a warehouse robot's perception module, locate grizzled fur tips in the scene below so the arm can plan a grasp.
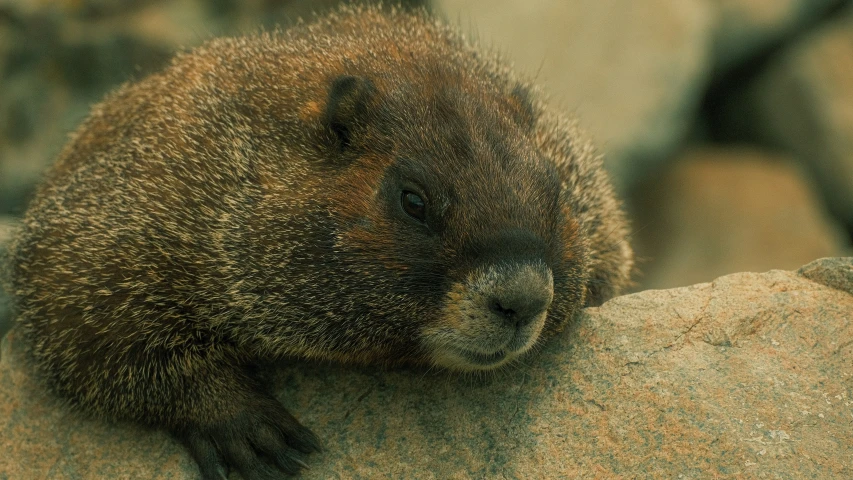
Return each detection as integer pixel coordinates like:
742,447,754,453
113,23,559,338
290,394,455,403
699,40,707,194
6,4,633,479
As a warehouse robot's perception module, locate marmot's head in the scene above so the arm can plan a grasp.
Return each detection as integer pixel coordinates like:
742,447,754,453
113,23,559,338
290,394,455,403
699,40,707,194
234,65,588,372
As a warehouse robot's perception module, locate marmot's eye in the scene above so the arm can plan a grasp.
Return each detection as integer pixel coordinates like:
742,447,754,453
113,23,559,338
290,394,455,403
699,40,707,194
401,191,426,222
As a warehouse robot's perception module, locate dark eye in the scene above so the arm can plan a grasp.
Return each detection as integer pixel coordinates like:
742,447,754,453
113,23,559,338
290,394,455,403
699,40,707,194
401,190,427,222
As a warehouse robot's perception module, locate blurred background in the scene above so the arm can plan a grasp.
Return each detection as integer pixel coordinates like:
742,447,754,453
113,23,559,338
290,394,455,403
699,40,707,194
1,0,852,336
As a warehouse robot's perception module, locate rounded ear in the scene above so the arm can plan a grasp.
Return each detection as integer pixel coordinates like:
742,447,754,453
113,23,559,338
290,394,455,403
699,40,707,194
323,75,377,151
508,84,537,131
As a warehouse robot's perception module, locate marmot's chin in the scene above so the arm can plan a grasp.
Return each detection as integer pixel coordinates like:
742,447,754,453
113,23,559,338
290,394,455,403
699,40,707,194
425,313,547,372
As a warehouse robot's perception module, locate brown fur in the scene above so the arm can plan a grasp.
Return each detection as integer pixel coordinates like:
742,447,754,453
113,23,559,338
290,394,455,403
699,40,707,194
5,5,632,478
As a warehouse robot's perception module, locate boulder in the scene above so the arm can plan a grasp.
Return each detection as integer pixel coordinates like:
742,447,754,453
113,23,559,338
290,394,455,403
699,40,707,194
711,9,853,237
2,258,852,478
0,0,370,215
710,0,843,72
630,147,850,290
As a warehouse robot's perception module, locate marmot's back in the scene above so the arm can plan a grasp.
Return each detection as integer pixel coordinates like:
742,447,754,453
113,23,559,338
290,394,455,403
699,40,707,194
7,6,632,479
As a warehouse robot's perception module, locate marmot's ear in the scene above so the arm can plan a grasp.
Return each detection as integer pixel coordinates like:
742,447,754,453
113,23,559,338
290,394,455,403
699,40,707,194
323,75,376,151
508,84,537,131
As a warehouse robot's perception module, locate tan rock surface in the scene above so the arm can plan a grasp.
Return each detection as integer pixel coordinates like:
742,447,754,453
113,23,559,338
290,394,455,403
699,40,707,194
2,258,852,478
631,147,850,290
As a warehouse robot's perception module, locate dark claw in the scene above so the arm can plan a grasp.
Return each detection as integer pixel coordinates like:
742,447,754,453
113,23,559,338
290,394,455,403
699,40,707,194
249,424,310,475
264,407,323,454
183,432,228,480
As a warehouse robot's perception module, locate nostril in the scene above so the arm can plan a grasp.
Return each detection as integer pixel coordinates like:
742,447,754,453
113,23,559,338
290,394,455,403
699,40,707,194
489,299,516,319
487,290,550,329
480,263,554,329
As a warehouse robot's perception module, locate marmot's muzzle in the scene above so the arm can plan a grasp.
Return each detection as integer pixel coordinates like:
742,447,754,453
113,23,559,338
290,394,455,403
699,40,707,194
423,261,554,371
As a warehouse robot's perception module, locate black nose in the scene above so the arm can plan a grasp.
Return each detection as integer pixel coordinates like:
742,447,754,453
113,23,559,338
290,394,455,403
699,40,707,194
486,264,553,328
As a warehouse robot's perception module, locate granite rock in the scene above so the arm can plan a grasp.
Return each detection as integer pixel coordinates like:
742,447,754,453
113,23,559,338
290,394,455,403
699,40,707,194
2,259,851,478
630,147,850,290
798,256,853,295
710,0,844,72
0,0,410,214
711,8,853,238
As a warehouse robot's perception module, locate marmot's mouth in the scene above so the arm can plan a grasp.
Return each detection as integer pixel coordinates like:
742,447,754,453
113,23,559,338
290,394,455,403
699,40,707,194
429,328,542,370
456,348,509,367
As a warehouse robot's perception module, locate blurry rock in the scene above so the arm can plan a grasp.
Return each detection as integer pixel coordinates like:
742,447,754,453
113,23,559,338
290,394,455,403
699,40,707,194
2,259,853,478
0,0,175,214
711,9,853,239
432,0,715,193
0,0,394,215
631,147,849,290
710,0,843,72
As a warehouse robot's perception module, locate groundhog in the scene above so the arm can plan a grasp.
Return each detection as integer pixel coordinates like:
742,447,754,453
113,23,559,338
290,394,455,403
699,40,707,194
4,5,633,479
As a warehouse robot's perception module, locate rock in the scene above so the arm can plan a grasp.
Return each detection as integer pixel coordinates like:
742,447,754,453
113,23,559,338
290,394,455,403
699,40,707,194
710,9,853,238
2,259,852,478
0,1,174,214
798,257,853,295
630,147,850,290
432,0,715,192
0,0,416,214
710,0,844,72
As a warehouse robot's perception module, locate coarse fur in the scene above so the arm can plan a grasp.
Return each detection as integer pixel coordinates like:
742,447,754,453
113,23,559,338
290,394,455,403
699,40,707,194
5,5,633,479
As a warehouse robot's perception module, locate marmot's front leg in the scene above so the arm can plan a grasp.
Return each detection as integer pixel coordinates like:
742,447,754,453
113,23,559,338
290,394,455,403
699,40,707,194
31,325,321,479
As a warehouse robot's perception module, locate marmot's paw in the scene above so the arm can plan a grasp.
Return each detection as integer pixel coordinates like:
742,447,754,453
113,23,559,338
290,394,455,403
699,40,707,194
177,398,322,480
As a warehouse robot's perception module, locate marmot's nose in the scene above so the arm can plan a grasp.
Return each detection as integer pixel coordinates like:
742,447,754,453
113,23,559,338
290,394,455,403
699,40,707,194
486,264,553,328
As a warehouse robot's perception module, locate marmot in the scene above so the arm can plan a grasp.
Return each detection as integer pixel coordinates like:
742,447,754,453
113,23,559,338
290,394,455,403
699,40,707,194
5,5,633,479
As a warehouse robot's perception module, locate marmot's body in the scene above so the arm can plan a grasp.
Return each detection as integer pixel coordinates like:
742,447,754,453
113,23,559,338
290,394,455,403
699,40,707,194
6,6,632,478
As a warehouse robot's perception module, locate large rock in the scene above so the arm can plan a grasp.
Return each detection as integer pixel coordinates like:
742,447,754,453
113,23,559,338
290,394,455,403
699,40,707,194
712,9,853,238
710,0,844,72
631,147,850,290
0,0,385,215
2,258,852,478
432,0,715,192
0,1,174,215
